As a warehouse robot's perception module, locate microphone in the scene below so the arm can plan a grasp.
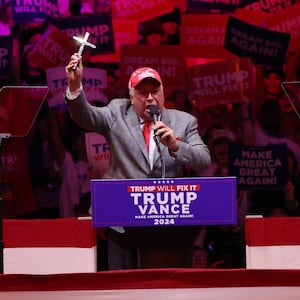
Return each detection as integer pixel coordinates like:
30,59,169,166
149,105,159,124
148,104,165,178
149,104,160,139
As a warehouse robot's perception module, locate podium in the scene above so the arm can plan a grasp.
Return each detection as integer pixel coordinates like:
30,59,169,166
124,225,201,268
91,177,237,268
0,86,49,273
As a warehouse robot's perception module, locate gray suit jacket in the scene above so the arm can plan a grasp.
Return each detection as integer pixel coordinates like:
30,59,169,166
66,91,211,179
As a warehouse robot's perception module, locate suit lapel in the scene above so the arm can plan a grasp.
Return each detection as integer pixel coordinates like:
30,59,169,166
124,106,150,162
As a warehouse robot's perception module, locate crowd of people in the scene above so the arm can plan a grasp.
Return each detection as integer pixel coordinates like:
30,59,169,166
1,1,300,270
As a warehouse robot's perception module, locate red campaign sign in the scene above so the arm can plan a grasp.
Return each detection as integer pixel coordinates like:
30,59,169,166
188,57,255,109
111,0,174,22
266,3,300,51
233,8,270,26
28,25,77,70
120,44,186,89
181,14,236,59
240,0,294,14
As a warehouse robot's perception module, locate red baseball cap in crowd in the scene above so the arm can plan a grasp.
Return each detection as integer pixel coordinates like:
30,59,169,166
128,67,162,88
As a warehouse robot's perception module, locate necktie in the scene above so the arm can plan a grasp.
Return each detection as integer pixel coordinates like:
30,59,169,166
143,121,151,152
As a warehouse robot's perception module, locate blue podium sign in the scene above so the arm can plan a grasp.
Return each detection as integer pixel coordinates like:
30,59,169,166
91,177,237,227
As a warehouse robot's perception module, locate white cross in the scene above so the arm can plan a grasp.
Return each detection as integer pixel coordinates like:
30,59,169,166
72,32,96,70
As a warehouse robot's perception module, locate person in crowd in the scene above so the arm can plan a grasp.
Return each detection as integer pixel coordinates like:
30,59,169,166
250,146,300,217
138,19,165,46
192,246,210,268
28,104,62,218
263,66,285,101
198,128,236,178
102,70,128,101
158,6,181,45
254,64,300,142
240,96,300,158
196,128,248,268
189,97,240,139
0,1,13,36
192,244,233,268
240,94,300,216
194,123,225,177
64,53,211,269
20,44,46,85
46,108,94,217
192,226,212,268
254,65,285,117
192,224,241,268
202,123,226,150
277,85,300,144
19,23,47,85
284,148,300,216
260,97,300,180
164,88,191,112
1,136,39,219
204,222,246,268
264,206,289,217
201,128,237,177
137,6,182,46
199,127,249,223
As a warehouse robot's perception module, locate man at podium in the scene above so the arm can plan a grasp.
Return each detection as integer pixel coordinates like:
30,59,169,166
64,53,211,269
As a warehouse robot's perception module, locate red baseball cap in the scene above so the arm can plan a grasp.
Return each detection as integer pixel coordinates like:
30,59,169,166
128,67,162,89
